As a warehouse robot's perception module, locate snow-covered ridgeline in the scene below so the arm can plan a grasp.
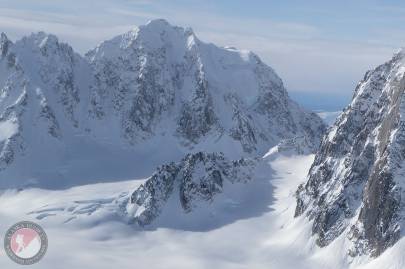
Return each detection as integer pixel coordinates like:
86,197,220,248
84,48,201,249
0,19,325,188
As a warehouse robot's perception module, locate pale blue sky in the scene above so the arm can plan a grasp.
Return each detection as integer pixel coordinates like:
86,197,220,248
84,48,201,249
1,0,404,109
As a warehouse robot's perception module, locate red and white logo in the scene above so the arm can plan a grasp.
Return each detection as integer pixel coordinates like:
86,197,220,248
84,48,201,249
4,221,48,265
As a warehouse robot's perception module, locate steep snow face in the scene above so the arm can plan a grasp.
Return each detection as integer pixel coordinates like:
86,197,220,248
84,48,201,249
0,19,325,188
86,19,325,155
295,51,405,257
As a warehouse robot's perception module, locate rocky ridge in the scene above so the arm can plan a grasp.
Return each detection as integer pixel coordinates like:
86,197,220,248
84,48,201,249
296,50,405,257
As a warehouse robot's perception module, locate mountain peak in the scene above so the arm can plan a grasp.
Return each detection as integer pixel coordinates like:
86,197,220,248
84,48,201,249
87,19,198,60
15,31,76,61
15,31,64,56
393,47,405,62
145,18,171,28
0,32,11,56
23,31,59,46
139,19,195,39
139,19,177,33
38,33,59,48
0,21,325,189
0,32,9,42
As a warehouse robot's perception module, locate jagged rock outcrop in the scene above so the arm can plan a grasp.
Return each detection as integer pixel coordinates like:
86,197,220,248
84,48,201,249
295,50,405,257
126,152,256,226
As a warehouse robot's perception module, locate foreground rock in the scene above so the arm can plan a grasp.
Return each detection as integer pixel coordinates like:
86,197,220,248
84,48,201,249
296,50,405,257
126,152,256,226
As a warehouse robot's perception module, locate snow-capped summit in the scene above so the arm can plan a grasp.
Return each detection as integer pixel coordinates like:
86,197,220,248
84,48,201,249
295,50,405,257
0,30,92,186
0,19,325,188
86,19,325,153
87,19,195,60
21,32,59,48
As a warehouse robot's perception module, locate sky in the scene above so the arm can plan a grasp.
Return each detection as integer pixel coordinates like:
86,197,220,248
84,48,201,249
0,0,404,109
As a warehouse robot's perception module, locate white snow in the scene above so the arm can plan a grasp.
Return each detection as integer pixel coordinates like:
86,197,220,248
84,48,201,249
0,20,325,189
15,237,41,259
0,119,18,141
0,154,317,269
0,153,402,268
0,19,376,269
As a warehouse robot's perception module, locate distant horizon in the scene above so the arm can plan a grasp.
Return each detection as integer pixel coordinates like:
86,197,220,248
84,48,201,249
1,0,402,110
290,91,350,111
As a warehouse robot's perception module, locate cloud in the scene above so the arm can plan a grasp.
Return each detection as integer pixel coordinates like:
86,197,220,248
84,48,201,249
0,0,399,97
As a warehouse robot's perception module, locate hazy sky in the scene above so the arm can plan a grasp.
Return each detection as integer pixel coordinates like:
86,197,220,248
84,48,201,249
0,0,404,107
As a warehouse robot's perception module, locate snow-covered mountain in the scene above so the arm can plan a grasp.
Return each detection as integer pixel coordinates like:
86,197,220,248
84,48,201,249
85,19,325,153
0,19,325,188
0,31,93,187
295,50,405,257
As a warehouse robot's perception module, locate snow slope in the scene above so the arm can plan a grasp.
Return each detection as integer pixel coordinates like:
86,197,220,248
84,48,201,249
0,153,401,269
0,154,321,269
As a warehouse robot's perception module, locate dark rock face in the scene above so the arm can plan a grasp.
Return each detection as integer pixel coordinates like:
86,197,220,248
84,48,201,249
295,51,405,257
130,163,179,226
0,33,11,57
177,79,219,144
129,152,256,226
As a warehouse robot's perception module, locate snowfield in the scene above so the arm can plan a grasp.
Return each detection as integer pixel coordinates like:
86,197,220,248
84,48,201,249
0,154,317,269
0,153,398,269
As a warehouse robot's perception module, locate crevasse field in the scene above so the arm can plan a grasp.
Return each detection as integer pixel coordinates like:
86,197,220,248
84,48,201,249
0,151,402,269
